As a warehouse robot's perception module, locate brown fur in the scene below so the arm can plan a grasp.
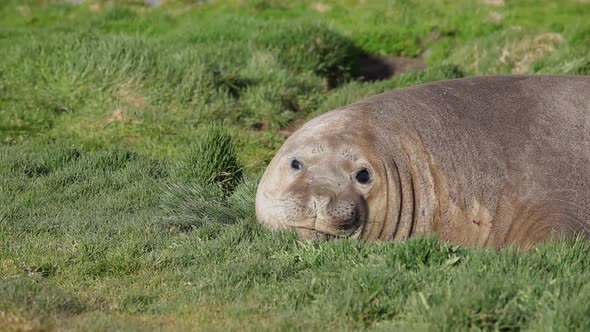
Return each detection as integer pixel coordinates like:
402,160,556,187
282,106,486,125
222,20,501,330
256,75,590,248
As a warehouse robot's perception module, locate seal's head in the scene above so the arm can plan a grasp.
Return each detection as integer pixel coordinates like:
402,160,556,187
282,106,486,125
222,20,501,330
256,110,391,240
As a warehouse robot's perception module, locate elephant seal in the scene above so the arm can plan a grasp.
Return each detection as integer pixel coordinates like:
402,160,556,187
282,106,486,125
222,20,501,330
256,75,590,248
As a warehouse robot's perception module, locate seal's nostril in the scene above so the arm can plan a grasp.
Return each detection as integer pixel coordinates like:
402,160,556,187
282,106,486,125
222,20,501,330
316,195,332,207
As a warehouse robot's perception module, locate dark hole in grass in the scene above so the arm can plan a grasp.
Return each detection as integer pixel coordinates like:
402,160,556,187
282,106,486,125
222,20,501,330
52,104,73,115
353,54,427,82
280,93,300,113
20,262,58,278
211,69,256,99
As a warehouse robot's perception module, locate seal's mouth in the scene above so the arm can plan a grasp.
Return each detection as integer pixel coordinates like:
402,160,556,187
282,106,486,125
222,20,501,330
291,216,364,240
293,228,337,240
277,201,365,240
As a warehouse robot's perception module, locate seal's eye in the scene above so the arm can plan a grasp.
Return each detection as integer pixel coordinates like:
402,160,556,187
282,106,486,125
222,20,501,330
291,159,303,170
355,168,371,184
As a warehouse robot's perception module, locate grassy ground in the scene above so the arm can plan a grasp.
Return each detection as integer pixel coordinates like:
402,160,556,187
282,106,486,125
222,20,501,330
1,0,589,330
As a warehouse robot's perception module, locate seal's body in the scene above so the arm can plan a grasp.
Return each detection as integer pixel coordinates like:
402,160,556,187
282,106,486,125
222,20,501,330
256,75,590,248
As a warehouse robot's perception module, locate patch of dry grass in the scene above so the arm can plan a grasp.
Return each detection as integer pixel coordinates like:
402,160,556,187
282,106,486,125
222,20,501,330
500,32,565,73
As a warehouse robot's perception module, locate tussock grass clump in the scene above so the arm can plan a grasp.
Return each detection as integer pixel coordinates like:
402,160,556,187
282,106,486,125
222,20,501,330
171,124,243,192
162,124,252,230
160,175,258,231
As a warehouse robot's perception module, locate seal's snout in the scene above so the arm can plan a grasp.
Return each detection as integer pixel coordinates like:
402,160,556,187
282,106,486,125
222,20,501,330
305,182,363,237
310,187,336,208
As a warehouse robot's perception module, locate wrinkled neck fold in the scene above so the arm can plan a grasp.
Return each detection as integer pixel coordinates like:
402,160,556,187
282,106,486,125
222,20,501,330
378,126,441,241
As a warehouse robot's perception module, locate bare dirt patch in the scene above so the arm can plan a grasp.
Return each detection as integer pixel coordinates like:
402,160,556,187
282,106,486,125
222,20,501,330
488,11,504,22
108,108,125,123
117,83,147,109
311,2,331,13
0,312,46,332
481,0,505,6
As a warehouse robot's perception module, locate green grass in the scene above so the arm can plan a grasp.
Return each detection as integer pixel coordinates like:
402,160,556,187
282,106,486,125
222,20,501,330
1,0,590,330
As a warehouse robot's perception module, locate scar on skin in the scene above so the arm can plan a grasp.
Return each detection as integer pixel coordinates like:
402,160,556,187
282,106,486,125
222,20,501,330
312,145,324,154
342,148,356,160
